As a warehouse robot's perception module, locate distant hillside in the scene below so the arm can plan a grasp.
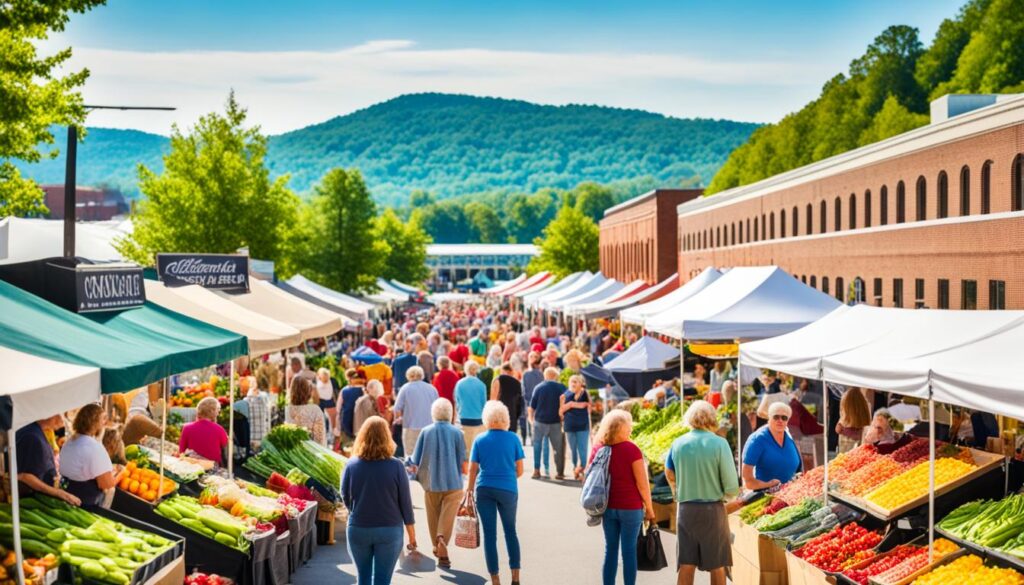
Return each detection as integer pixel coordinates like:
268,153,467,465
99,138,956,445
15,93,759,206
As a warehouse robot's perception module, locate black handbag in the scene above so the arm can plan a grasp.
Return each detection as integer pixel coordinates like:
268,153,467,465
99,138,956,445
636,522,668,571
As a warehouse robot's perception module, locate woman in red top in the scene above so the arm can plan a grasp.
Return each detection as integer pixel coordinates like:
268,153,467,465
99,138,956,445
589,410,656,585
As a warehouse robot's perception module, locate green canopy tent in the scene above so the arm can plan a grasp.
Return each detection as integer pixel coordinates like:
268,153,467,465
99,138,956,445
0,279,248,394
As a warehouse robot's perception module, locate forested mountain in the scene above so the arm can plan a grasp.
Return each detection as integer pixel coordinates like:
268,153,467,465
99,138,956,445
14,93,758,207
707,0,1024,194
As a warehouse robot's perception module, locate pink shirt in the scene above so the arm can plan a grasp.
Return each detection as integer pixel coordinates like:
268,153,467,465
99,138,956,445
179,418,228,465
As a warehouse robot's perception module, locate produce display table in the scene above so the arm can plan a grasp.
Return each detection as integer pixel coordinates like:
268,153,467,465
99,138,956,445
292,505,319,570
111,490,274,585
785,550,837,585
78,505,187,585
728,512,788,585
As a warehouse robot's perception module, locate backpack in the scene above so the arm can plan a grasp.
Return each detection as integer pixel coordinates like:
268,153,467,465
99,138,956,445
580,445,612,524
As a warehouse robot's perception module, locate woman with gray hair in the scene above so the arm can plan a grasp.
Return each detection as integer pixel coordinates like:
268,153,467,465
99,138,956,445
741,400,800,490
466,401,524,585
353,379,386,437
395,365,440,455
409,398,466,569
665,400,740,585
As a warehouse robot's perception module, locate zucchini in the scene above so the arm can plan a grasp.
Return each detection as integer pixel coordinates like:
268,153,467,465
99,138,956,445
79,560,107,580
214,532,237,547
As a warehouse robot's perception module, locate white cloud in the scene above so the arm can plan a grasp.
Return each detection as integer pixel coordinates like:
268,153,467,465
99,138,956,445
58,39,831,134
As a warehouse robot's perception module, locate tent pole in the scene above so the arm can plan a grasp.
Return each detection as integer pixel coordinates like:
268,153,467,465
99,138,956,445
228,361,236,478
159,378,168,497
8,430,25,585
736,353,742,474
822,367,829,506
928,395,935,558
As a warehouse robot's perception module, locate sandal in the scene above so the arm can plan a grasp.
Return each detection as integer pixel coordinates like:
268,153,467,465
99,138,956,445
438,556,451,569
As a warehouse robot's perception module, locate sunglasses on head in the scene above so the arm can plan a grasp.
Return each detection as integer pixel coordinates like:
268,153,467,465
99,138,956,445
772,415,789,421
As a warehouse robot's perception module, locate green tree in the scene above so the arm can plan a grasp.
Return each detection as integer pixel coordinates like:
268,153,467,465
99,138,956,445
859,95,929,145
1,0,106,215
937,0,1024,95
302,167,387,294
528,204,599,277
375,208,431,284
116,93,299,266
507,189,559,243
915,0,990,96
408,189,435,208
464,201,506,243
411,201,475,243
573,182,615,222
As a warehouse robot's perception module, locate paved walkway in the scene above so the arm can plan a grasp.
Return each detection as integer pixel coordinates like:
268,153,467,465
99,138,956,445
291,446,719,585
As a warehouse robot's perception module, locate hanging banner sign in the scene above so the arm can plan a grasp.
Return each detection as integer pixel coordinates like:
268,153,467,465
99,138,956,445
157,253,250,293
74,264,146,312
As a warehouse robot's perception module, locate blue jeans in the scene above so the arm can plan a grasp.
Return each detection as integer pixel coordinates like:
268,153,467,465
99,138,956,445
532,421,563,474
602,508,643,585
566,429,589,469
346,524,403,585
475,486,521,576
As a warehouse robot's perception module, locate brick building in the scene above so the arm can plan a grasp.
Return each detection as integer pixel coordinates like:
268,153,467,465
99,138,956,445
676,94,1024,310
600,188,702,284
42,184,129,221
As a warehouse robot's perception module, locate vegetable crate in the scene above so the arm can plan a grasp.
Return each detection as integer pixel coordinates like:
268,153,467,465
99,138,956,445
875,548,970,585
729,513,789,585
77,506,186,585
786,549,839,585
830,448,1005,521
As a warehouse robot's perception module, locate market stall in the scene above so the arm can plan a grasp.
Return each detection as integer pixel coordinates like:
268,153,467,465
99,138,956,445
566,274,674,320
619,267,721,329
275,275,374,322
220,280,347,339
735,305,1024,584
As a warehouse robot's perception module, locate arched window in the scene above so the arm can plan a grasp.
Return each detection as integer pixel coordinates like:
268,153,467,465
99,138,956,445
792,206,799,237
820,201,827,234
853,277,866,304
880,186,888,225
864,190,872,228
822,277,830,295
810,275,817,288
835,277,845,302
769,212,775,239
849,193,857,230
753,217,759,242
937,171,948,219
982,160,992,214
916,176,927,221
746,219,750,243
896,181,906,223
806,204,812,235
780,209,786,238
801,275,807,284
731,223,736,246
1014,154,1024,211
834,196,842,231
761,214,766,241
959,166,970,216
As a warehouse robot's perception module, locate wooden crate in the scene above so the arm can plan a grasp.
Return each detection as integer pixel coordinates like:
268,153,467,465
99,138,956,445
786,550,838,585
829,448,1005,520
143,556,185,585
317,508,336,545
730,513,789,585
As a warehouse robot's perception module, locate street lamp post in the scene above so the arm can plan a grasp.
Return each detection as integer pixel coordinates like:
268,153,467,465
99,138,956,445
63,105,175,258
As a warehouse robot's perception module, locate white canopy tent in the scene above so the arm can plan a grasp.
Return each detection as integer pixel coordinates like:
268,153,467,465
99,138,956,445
570,274,677,320
0,216,131,264
620,268,722,327
366,278,409,304
481,274,527,295
145,280,303,355
278,274,375,321
1,346,102,431
549,278,625,313
564,279,646,317
219,279,348,340
535,272,608,310
504,272,553,296
520,271,588,302
645,266,840,341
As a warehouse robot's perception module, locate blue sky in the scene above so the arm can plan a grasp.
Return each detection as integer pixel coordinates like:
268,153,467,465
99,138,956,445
55,0,967,134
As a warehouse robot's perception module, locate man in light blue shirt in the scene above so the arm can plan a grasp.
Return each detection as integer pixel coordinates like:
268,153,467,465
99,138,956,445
454,360,488,452
394,366,439,455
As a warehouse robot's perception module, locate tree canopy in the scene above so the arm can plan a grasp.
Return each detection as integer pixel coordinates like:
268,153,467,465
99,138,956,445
0,0,105,216
374,208,432,284
116,93,299,267
528,204,600,278
707,0,1024,194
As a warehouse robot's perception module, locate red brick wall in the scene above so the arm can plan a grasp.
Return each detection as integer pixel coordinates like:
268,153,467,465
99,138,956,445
600,189,701,284
677,123,1024,308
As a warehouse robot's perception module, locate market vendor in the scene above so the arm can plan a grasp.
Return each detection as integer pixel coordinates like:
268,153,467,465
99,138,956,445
178,397,229,465
741,401,801,490
16,414,81,505
60,404,118,508
863,408,913,454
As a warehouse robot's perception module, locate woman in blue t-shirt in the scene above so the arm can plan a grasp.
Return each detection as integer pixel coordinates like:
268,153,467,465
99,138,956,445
466,401,524,585
559,374,592,481
741,401,801,490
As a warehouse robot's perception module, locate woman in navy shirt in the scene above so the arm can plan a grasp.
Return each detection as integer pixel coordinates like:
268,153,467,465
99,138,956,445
742,401,801,490
559,374,592,481
341,416,417,585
